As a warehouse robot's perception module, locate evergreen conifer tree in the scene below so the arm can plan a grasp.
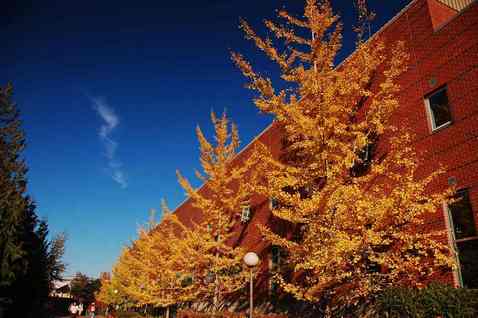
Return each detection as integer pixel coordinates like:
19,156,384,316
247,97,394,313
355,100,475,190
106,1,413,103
0,83,28,288
0,83,66,317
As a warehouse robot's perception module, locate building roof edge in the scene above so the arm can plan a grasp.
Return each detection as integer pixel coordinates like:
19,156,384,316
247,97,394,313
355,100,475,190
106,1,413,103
171,121,276,216
336,0,419,69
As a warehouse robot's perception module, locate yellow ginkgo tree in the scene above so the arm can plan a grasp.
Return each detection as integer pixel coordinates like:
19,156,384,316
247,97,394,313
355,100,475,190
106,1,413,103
97,246,139,309
176,111,260,312
127,211,203,316
233,0,455,308
98,208,202,317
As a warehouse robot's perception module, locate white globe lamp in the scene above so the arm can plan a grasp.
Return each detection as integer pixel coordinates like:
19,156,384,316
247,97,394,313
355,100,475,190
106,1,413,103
243,252,259,267
243,252,259,318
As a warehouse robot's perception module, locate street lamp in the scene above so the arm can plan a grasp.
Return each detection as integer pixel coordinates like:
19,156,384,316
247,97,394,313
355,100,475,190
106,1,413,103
113,289,119,311
243,252,259,318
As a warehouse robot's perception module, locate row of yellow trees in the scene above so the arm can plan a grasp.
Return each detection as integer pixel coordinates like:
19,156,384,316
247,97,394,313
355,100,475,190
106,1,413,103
98,0,456,314
97,113,261,315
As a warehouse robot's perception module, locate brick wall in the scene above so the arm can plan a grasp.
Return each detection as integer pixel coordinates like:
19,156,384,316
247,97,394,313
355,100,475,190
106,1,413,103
172,0,478,294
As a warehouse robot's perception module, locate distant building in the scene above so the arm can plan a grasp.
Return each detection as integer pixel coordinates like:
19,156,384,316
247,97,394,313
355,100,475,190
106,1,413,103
50,280,73,299
100,272,111,281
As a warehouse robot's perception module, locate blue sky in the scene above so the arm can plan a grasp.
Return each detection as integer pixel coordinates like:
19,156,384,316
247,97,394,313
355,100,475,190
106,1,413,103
2,0,410,278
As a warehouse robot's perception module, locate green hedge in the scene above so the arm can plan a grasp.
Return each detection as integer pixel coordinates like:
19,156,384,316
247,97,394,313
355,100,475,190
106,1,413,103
374,283,478,318
107,284,478,318
177,310,287,318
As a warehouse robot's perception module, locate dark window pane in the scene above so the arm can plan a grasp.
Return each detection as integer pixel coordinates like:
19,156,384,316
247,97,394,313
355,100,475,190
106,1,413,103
350,142,375,177
181,275,193,287
429,88,452,128
292,224,306,243
271,246,280,266
270,280,278,291
270,197,279,210
449,190,477,239
270,279,279,298
457,239,478,288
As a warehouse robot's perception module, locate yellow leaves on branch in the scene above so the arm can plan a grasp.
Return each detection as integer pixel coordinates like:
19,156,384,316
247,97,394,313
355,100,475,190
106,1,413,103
102,112,261,310
176,112,260,306
100,214,195,308
104,0,456,311
234,0,455,306
177,111,258,236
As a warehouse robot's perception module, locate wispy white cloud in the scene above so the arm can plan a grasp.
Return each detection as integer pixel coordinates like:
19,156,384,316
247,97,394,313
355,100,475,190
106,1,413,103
112,170,127,189
90,96,128,189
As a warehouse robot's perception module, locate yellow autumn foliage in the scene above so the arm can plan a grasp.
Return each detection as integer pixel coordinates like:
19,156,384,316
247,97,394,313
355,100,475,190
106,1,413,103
176,112,260,310
233,0,455,306
97,209,200,311
100,113,259,311
101,0,457,312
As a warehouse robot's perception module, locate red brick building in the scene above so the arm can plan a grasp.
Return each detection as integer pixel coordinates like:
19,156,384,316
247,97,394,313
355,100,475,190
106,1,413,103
173,0,478,292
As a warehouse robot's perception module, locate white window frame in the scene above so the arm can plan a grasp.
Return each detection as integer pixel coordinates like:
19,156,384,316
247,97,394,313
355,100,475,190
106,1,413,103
240,205,251,223
443,202,464,287
425,86,452,132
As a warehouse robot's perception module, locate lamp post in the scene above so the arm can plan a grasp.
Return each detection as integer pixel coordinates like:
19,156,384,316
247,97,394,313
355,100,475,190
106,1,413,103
243,252,259,318
113,289,119,312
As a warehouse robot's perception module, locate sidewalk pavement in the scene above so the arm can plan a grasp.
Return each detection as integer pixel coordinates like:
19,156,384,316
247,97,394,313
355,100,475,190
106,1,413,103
57,316,105,318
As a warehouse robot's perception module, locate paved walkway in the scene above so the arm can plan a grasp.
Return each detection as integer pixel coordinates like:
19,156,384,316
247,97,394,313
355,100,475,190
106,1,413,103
56,316,106,318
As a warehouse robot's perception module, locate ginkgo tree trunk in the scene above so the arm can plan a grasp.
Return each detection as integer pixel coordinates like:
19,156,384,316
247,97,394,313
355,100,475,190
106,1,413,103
233,0,455,308
176,111,260,312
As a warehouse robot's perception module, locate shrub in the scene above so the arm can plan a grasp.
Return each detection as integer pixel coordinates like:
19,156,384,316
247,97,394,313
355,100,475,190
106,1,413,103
374,283,478,318
177,310,286,318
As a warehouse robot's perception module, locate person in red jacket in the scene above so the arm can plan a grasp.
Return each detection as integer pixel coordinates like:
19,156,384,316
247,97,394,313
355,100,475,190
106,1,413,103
88,302,96,318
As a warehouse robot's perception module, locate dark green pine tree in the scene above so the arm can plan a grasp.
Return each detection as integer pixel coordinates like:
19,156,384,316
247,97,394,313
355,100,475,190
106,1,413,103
7,201,67,318
0,84,66,318
7,207,51,318
0,83,28,288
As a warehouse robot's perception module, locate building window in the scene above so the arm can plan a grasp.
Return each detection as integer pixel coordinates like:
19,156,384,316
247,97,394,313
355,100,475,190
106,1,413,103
447,189,478,288
177,272,194,287
292,224,306,243
449,190,477,239
299,185,312,199
456,240,478,288
270,245,282,271
241,205,251,223
350,142,374,177
269,197,279,210
425,86,452,131
181,275,194,287
269,279,279,298
269,246,286,296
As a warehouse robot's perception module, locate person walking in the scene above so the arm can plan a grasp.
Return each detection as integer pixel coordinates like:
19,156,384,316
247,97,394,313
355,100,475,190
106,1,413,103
88,302,96,318
106,305,116,318
69,302,78,318
78,302,84,316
